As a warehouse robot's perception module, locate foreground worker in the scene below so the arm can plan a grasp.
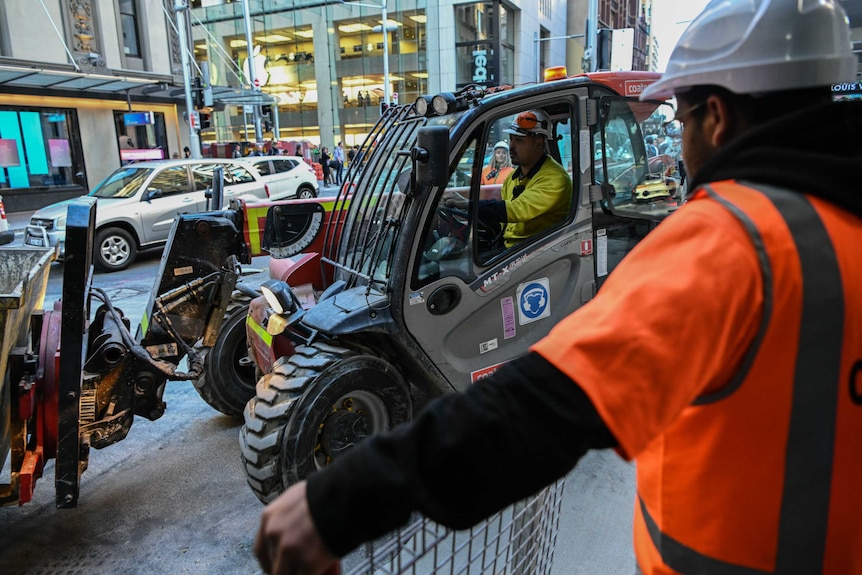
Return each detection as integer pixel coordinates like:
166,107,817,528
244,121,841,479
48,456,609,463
255,1,862,573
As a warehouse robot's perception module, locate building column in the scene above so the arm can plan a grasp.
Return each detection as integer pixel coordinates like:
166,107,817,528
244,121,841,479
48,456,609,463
311,11,336,147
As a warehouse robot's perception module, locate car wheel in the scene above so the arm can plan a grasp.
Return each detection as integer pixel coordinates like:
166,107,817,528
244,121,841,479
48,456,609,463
94,227,136,272
297,185,317,199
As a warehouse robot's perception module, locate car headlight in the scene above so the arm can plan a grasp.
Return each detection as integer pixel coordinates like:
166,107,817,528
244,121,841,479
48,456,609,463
55,216,67,231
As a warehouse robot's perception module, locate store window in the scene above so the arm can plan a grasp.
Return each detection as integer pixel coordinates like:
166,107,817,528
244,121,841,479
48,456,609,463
113,111,169,164
118,0,142,58
0,106,86,191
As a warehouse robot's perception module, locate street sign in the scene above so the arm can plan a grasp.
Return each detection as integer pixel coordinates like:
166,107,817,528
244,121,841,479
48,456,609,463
392,92,398,104
253,78,260,88
189,111,200,130
123,111,154,126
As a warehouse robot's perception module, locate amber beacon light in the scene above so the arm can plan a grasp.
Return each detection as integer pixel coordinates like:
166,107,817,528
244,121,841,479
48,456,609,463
543,66,568,82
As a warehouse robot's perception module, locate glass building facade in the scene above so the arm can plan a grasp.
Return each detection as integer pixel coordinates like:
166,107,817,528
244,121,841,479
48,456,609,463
190,0,515,149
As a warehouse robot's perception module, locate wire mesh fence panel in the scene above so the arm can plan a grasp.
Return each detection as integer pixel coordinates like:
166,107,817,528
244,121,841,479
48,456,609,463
341,478,566,575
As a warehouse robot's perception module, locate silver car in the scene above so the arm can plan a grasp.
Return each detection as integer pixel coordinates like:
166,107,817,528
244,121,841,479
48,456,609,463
25,158,270,272
240,156,318,200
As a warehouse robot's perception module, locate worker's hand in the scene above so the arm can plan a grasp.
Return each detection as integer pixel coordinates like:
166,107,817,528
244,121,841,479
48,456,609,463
442,191,469,209
255,481,339,575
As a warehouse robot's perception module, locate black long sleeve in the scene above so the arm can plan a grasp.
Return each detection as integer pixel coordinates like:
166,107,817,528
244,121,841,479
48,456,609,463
477,199,507,223
306,351,617,557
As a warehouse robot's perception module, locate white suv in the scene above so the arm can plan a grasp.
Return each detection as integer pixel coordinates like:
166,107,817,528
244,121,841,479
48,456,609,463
26,158,269,272
241,156,318,200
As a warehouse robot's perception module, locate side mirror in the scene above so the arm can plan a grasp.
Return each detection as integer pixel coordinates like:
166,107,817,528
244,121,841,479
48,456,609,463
146,188,163,201
413,126,449,188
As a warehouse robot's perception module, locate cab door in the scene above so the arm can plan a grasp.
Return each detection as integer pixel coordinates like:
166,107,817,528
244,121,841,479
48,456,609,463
590,95,683,290
401,96,596,393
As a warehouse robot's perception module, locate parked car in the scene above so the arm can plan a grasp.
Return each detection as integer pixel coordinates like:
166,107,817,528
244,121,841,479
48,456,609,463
25,158,270,272
0,195,13,246
240,155,318,200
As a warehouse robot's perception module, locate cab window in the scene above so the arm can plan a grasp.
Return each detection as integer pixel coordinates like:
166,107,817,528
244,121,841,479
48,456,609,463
416,137,478,285
415,102,577,286
596,98,683,220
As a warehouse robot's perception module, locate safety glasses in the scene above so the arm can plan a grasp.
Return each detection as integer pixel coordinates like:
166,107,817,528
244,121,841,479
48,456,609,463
665,102,706,128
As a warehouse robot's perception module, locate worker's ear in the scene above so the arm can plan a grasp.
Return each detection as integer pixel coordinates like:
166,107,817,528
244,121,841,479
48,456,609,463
704,94,740,148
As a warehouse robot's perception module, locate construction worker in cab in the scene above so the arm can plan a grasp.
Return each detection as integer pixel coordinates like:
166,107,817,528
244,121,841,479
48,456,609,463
446,109,572,249
254,1,862,574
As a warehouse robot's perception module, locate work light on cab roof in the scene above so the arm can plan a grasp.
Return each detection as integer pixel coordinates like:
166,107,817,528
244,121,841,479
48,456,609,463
543,66,569,82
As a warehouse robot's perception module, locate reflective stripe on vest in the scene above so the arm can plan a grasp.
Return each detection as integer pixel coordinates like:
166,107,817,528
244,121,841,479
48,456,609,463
640,183,844,574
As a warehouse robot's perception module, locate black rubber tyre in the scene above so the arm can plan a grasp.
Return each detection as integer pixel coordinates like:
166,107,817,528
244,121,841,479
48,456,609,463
94,227,136,272
192,304,256,417
239,342,412,503
297,185,317,199
192,290,255,417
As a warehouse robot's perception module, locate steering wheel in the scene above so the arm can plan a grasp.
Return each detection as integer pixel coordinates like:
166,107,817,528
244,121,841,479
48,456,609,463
434,204,505,255
434,205,470,243
476,217,504,253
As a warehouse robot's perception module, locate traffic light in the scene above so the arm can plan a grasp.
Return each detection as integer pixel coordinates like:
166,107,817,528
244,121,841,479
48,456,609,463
201,64,214,107
261,104,273,132
193,76,204,109
199,113,211,129
380,102,389,115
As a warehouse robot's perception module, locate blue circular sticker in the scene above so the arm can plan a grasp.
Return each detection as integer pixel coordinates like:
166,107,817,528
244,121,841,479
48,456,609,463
519,282,548,320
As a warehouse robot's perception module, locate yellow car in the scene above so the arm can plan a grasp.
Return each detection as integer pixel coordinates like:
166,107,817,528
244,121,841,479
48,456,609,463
634,174,680,202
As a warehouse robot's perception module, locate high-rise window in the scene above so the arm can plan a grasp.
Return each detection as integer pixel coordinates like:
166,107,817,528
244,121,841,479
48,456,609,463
119,0,141,58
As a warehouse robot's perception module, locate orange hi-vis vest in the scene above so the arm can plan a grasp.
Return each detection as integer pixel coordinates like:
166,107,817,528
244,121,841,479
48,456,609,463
634,182,862,574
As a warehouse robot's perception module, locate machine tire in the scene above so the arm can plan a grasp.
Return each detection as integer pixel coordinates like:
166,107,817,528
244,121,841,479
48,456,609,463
239,341,412,503
192,292,255,417
297,185,317,199
94,227,136,272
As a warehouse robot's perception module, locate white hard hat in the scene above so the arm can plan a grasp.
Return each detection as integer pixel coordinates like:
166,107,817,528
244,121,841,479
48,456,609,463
493,141,509,151
503,110,553,138
641,0,856,100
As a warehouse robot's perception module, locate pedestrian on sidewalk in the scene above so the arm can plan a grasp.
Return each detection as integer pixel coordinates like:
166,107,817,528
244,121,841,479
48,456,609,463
333,142,345,185
320,147,332,186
